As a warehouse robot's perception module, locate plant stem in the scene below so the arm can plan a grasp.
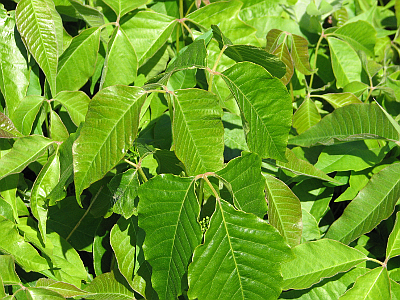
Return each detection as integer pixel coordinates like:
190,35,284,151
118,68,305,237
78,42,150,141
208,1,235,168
367,257,385,267
208,45,227,92
203,175,220,200
66,186,103,241
308,30,325,90
124,158,148,182
197,178,204,205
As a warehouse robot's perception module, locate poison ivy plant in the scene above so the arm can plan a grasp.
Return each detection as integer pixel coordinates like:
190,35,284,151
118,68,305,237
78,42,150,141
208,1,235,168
0,0,400,299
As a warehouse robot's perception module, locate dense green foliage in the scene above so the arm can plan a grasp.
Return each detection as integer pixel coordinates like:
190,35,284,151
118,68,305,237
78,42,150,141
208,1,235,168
1,0,400,299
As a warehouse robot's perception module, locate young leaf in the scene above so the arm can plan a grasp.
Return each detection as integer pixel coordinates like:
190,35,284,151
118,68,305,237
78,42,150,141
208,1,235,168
0,135,53,180
11,95,45,135
289,103,400,147
293,97,321,134
312,93,362,109
0,215,49,272
272,42,294,85
387,211,400,260
222,62,292,161
102,0,147,18
325,162,400,244
138,175,201,300
291,34,314,75
73,86,146,201
281,239,367,290
0,10,29,116
0,112,23,138
171,88,224,176
56,27,101,93
265,174,302,247
338,267,390,300
54,91,90,127
266,29,285,53
16,0,62,95
216,152,268,218
0,255,21,285
188,199,293,300
101,27,137,89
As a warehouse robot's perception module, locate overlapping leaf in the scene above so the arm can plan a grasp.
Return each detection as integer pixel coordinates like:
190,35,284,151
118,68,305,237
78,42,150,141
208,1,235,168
291,34,314,75
313,93,362,109
103,0,147,18
0,255,21,285
55,91,90,126
325,162,400,244
73,86,146,200
0,112,23,138
222,62,292,161
11,95,45,135
188,199,293,300
293,97,321,134
138,175,202,300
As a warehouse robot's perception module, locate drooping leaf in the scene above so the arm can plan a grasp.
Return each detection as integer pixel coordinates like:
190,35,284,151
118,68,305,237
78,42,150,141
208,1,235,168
68,0,105,28
138,175,202,300
216,152,267,218
56,27,101,93
171,88,224,176
0,135,53,180
101,27,137,89
325,162,400,244
188,199,293,300
281,239,367,290
327,37,362,88
103,0,147,17
338,267,390,300
293,97,321,134
313,93,362,109
16,0,62,95
222,62,292,161
55,91,90,126
11,95,45,135
387,211,400,260
73,86,146,201
0,255,21,285
0,10,29,116
289,103,400,147
0,112,23,138
121,11,177,66
110,216,145,287
0,215,49,272
265,174,302,247
291,34,314,75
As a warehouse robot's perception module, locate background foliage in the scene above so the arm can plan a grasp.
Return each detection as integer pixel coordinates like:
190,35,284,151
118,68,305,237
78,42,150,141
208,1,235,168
1,0,400,299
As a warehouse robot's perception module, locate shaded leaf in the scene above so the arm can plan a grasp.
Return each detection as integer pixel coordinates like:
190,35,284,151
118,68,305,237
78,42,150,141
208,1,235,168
325,162,400,244
138,175,201,300
55,91,90,126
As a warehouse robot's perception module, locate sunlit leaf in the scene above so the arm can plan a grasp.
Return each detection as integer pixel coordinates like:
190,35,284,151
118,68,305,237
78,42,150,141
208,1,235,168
54,91,90,127
68,0,105,28
11,95,45,135
387,211,400,260
272,42,294,85
291,34,314,75
102,0,147,18
0,112,23,138
293,97,321,134
50,109,69,142
312,93,362,109
0,255,21,285
85,270,135,299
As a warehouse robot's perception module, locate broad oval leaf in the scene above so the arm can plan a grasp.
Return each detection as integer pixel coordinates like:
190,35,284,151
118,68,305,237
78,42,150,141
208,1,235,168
54,91,90,126
103,0,147,17
0,135,53,180
16,0,62,95
387,211,400,260
0,112,23,138
281,239,367,290
188,199,293,300
222,62,292,161
265,174,302,247
289,103,400,147
73,85,146,201
138,175,202,300
56,27,101,93
325,162,400,244
172,88,224,176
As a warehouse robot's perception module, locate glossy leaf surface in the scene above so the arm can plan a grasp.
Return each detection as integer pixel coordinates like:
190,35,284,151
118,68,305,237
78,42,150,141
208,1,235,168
54,91,90,126
387,211,400,260
103,0,147,17
0,112,23,138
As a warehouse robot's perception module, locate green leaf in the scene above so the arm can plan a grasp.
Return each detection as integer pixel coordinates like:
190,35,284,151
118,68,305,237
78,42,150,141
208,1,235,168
0,10,30,116
0,135,53,180
387,211,400,260
301,209,320,242
293,98,321,135
216,152,268,218
325,162,400,244
331,20,376,57
31,152,60,241
0,174,19,221
338,267,390,300
171,88,224,176
121,11,177,66
265,174,302,247
188,199,293,300
108,169,139,219
25,287,66,299
0,255,21,285
272,42,294,85
222,62,292,161
212,25,286,78
16,0,62,95
73,86,146,201
138,175,202,300
101,27,137,89
103,0,147,17
281,239,367,290
0,215,49,272
85,270,135,300
0,112,23,138
289,103,400,147
11,95,45,135
50,110,69,142
68,0,105,28
55,91,90,126
42,282,90,298
312,93,362,109
110,216,144,287
56,27,101,93
327,37,362,88
291,34,314,75
335,170,370,202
